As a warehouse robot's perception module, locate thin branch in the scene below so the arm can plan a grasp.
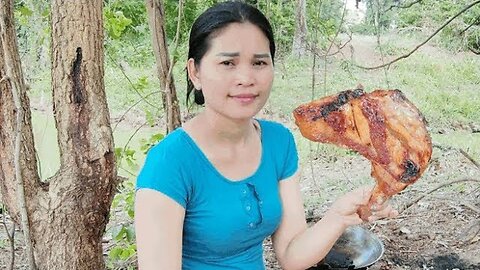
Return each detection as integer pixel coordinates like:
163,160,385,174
112,90,162,132
123,121,148,151
468,46,480,54
461,201,480,215
323,0,347,92
400,178,480,213
461,220,480,244
433,142,480,171
459,16,480,35
306,33,353,58
0,6,37,267
385,0,423,13
459,149,480,170
374,0,391,87
355,0,480,70
105,51,158,108
163,0,183,132
2,206,15,270
11,62,36,270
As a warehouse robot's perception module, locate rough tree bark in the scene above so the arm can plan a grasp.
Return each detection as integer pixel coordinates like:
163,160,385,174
146,0,182,133
0,0,118,269
292,0,308,57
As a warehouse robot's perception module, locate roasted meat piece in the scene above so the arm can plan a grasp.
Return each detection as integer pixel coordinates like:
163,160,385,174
293,87,432,220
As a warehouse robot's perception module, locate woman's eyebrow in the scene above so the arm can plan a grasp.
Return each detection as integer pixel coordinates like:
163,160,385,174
216,52,239,57
254,53,270,58
215,52,270,58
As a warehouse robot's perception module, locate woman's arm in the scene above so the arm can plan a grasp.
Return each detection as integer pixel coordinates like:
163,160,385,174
272,172,396,270
135,188,185,270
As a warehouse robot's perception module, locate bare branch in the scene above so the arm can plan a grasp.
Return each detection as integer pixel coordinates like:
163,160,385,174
459,16,480,35
1,206,15,270
468,46,480,54
112,90,162,132
323,0,347,92
0,2,37,268
385,0,423,13
356,0,480,70
433,143,480,171
399,178,480,214
106,51,158,108
459,149,480,170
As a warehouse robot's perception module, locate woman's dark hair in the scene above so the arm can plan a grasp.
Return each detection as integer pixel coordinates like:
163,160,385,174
186,1,275,106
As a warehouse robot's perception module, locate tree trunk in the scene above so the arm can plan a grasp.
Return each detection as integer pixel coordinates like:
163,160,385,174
146,0,182,134
0,0,118,269
292,0,308,57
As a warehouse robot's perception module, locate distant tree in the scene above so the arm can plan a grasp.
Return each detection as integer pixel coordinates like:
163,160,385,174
146,0,182,133
292,0,308,56
0,0,118,269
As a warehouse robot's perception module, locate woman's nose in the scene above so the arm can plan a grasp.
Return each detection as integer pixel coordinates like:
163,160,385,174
236,65,255,86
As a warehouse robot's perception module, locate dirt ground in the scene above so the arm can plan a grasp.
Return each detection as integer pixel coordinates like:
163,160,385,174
263,138,480,270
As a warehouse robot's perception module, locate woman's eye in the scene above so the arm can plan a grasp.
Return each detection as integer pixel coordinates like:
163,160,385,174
220,60,234,66
254,60,267,66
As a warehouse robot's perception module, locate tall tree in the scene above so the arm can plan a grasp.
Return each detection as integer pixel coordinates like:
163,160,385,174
292,0,308,56
0,0,118,269
146,0,182,133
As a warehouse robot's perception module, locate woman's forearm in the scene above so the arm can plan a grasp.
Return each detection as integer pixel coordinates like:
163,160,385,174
277,211,348,270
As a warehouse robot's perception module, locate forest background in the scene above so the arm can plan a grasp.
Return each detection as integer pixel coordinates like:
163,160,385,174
1,0,479,269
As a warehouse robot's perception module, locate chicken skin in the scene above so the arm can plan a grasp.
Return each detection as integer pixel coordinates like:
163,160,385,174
293,87,432,220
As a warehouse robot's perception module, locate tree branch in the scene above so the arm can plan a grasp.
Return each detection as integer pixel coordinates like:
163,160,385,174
468,46,480,54
459,15,480,35
1,206,15,270
105,51,158,108
433,143,480,171
0,3,37,269
385,0,423,13
355,0,480,70
323,0,347,91
399,178,480,214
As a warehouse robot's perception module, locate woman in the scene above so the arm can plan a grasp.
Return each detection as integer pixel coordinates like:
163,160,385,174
135,1,397,270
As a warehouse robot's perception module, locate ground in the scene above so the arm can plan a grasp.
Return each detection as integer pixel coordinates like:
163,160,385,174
262,136,480,270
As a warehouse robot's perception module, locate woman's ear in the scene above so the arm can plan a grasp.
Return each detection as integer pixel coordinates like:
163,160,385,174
187,58,201,90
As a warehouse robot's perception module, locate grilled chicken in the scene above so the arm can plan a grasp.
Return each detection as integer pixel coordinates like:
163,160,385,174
293,87,432,220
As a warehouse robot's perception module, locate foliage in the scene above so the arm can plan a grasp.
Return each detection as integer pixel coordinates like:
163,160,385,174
104,0,148,38
107,133,164,269
360,0,480,52
253,0,344,55
13,0,51,76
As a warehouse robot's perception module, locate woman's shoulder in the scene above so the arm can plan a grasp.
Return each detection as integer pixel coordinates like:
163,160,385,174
145,128,190,160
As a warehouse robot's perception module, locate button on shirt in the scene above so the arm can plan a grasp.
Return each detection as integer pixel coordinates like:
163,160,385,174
136,119,299,269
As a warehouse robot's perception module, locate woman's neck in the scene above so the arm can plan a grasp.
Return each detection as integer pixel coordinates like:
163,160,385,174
191,109,257,146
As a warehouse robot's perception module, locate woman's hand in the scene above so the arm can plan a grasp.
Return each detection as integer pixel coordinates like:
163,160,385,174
368,198,399,222
325,186,398,227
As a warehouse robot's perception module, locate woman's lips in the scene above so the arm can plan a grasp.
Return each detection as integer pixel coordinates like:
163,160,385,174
229,94,259,104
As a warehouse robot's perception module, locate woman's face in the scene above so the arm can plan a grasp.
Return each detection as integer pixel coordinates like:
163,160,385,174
188,22,274,121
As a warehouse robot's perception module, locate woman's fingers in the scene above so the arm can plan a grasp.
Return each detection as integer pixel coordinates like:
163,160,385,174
369,204,399,221
349,186,373,206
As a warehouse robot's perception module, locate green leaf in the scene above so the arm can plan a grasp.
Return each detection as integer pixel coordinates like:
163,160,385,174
115,226,126,241
109,246,123,259
126,227,135,242
127,209,135,219
18,6,33,17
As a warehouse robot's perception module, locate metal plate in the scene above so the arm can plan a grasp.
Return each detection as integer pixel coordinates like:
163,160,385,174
323,226,384,269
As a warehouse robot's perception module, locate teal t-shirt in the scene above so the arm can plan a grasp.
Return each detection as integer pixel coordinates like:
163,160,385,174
136,119,299,269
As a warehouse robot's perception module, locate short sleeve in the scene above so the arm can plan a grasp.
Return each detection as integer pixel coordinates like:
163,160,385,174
279,128,299,180
136,144,189,208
